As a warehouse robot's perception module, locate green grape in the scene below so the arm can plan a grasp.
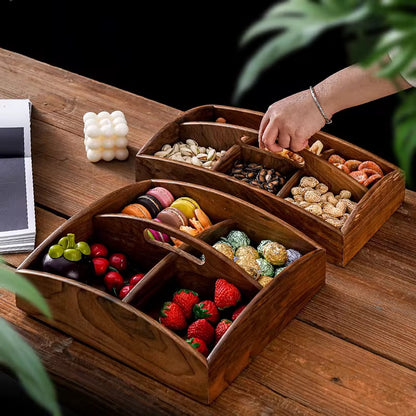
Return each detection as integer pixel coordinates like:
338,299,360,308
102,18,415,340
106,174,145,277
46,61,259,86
48,244,64,259
63,248,82,262
58,236,69,249
76,241,91,256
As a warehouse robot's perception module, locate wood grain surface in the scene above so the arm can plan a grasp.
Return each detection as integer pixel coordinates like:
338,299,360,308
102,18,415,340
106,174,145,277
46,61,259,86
1,48,416,415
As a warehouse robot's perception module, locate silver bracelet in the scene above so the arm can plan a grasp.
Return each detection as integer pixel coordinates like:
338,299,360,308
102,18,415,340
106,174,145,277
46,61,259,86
309,86,332,125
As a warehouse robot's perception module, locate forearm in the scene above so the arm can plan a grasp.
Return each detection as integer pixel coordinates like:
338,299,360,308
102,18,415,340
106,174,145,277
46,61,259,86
313,63,412,119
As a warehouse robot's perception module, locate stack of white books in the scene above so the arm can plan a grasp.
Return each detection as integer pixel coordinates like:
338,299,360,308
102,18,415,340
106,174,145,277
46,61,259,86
0,99,36,253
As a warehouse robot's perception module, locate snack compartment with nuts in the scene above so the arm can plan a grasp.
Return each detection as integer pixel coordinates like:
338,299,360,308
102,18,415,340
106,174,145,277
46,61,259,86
282,173,359,230
214,145,299,196
302,130,398,189
16,178,324,404
137,119,258,176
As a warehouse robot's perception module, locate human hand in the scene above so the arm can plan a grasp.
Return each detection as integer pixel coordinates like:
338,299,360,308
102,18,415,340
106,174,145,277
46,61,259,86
259,89,327,153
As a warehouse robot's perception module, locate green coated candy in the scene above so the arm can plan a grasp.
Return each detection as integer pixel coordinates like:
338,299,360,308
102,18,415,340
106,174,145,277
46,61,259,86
256,258,274,277
226,230,250,251
257,240,272,257
48,244,64,259
76,241,91,256
58,236,69,249
63,248,82,262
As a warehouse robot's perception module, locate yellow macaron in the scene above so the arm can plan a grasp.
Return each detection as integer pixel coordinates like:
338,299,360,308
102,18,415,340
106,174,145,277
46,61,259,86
170,197,200,219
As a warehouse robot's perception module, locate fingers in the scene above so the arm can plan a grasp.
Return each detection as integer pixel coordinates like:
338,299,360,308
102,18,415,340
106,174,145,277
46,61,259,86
258,114,269,149
260,119,282,152
290,138,309,152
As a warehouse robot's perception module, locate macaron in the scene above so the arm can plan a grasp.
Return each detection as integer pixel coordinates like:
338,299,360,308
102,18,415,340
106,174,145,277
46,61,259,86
171,197,200,219
194,208,212,229
146,218,170,243
135,194,163,218
179,225,199,237
121,203,152,219
146,187,174,208
157,207,188,228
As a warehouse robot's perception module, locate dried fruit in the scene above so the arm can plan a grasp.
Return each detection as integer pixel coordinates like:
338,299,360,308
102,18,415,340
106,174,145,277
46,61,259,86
358,161,383,176
349,170,367,184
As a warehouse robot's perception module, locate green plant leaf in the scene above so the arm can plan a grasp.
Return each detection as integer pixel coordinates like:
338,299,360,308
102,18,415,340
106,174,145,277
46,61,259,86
234,28,321,103
234,0,369,102
377,42,416,78
0,317,61,415
0,261,51,318
393,91,416,185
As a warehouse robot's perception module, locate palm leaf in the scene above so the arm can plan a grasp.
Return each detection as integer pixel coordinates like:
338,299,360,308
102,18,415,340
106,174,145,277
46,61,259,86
0,317,61,416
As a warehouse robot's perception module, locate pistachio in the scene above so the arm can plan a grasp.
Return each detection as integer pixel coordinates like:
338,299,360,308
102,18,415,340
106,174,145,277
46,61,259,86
191,156,202,166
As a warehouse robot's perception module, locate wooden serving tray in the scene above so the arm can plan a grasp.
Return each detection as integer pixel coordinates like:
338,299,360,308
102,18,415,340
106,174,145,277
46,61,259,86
16,179,325,404
136,104,405,266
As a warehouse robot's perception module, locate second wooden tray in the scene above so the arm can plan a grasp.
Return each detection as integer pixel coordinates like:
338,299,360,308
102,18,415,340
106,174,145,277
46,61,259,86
16,179,325,404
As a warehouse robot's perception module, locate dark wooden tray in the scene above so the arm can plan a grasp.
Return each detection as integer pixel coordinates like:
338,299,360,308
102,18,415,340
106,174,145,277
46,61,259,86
136,104,405,266
16,179,325,404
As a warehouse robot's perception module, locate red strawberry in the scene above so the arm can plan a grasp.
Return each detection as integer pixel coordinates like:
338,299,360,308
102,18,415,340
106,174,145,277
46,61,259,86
193,300,220,324
232,305,246,321
214,279,241,310
172,289,199,320
187,319,214,345
215,319,232,343
186,337,209,357
159,301,187,331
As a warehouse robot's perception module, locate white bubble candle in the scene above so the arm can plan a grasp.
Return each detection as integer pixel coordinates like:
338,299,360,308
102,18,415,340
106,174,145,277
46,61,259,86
83,110,129,162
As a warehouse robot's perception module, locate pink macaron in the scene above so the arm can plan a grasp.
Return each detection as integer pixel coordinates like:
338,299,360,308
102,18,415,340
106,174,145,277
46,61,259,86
146,218,170,243
146,187,174,208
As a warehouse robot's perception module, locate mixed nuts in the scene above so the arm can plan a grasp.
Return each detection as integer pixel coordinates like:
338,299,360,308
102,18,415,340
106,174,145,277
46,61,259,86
228,160,286,194
153,139,225,169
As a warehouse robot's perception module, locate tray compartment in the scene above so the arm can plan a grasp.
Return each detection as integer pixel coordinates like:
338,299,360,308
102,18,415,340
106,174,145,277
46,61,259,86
17,179,324,403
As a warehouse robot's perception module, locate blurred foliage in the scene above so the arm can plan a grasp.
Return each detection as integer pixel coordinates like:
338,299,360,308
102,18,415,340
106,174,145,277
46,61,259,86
0,260,61,415
235,0,416,186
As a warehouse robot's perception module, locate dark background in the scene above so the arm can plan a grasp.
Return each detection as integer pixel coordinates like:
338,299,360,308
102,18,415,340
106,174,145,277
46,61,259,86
1,0,413,190
0,0,413,414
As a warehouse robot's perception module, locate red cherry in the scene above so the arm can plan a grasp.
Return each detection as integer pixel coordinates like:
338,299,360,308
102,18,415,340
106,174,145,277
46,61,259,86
92,257,109,276
119,284,133,299
90,243,108,258
104,271,124,293
109,253,127,271
130,273,145,286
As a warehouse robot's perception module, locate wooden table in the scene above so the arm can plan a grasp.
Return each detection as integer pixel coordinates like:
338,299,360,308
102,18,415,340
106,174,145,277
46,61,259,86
1,48,416,415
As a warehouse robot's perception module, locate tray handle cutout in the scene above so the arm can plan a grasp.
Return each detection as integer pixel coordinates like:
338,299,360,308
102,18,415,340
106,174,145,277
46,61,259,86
93,214,261,294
